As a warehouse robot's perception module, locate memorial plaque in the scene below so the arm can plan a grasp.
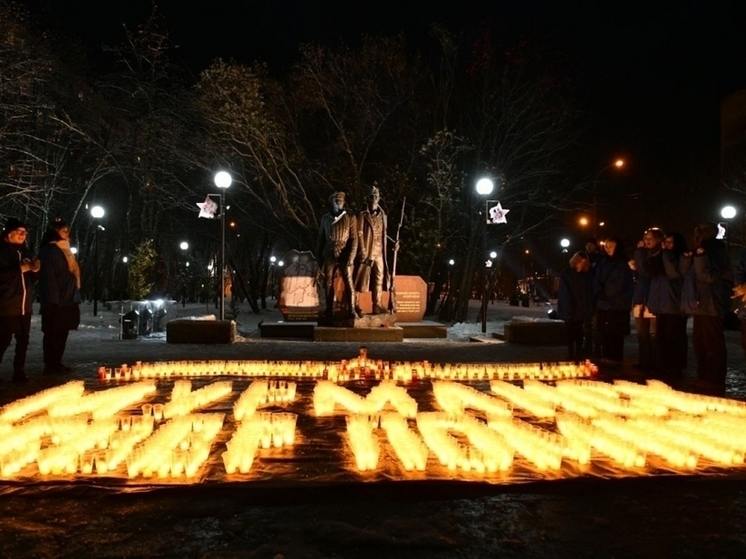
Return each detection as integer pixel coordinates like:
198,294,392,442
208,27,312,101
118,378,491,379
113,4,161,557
278,250,321,322
392,275,427,322
356,275,426,322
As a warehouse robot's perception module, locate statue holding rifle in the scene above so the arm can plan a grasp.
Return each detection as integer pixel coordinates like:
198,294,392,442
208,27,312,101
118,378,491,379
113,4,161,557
355,185,390,314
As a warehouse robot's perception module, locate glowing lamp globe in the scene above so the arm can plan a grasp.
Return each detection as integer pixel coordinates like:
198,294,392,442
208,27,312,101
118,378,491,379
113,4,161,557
721,206,737,220
214,171,232,189
476,178,494,196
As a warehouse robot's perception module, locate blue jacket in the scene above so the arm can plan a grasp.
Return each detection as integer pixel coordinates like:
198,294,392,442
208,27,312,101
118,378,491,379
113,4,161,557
680,239,733,318
631,247,659,306
646,250,684,315
593,256,634,311
557,267,594,321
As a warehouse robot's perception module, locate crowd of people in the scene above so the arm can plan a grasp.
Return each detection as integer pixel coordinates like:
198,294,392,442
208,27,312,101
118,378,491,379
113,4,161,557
0,217,82,384
557,221,742,389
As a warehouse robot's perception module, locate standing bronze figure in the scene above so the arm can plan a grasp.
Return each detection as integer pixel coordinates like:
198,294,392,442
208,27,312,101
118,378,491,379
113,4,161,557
315,192,360,318
356,186,390,314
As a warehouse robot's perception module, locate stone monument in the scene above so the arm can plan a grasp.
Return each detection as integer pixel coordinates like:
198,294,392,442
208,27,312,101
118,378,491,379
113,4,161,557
277,250,320,322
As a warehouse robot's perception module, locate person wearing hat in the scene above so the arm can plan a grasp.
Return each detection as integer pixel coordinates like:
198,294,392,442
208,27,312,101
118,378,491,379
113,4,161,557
37,219,81,375
0,217,40,383
315,191,361,318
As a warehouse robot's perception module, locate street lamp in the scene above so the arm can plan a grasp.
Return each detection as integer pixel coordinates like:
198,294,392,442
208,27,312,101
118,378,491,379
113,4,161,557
475,177,495,333
90,205,105,316
560,238,570,253
214,171,232,320
592,158,624,239
268,256,277,298
720,205,737,250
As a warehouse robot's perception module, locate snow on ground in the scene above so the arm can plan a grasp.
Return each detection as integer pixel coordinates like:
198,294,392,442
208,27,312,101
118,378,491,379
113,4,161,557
66,297,558,343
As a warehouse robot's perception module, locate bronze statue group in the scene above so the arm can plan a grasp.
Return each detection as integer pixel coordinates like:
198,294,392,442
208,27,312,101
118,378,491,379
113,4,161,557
558,221,746,391
315,186,398,320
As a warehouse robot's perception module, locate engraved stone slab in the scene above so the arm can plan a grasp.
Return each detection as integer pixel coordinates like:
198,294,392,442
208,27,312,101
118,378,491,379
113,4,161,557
278,250,320,322
391,275,427,323
356,275,427,322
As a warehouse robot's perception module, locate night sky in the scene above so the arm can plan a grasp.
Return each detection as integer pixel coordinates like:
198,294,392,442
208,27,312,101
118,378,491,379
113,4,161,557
17,0,746,237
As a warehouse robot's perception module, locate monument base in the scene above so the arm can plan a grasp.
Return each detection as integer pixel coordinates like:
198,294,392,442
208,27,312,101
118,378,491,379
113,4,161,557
353,313,397,328
314,326,403,342
259,320,446,340
167,319,236,344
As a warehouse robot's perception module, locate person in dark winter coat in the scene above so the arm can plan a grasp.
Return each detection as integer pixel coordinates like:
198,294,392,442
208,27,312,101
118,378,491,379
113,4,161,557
647,232,689,379
0,217,40,383
630,227,664,371
593,237,634,364
583,238,603,356
37,219,81,375
557,251,593,361
680,222,733,386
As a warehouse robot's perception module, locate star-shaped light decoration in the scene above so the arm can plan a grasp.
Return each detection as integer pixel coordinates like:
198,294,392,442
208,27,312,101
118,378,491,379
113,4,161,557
488,202,510,224
717,223,727,240
197,196,218,219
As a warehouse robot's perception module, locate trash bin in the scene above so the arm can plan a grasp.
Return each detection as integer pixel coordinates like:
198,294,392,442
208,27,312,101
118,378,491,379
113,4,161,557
520,294,530,308
153,308,167,332
139,307,153,336
122,309,139,339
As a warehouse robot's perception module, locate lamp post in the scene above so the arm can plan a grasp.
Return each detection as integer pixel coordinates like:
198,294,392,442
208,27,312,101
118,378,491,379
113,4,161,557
721,205,737,251
90,205,105,316
268,256,277,298
592,159,624,239
214,171,232,320
476,177,495,333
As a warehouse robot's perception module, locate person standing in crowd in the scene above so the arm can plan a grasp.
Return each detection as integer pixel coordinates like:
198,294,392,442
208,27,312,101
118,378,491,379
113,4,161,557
557,251,594,362
0,218,40,383
630,227,664,371
583,238,603,356
593,237,634,365
680,222,733,388
37,219,81,375
647,232,689,380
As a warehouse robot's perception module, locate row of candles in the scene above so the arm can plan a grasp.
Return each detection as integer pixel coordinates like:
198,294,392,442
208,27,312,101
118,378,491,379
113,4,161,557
96,354,597,384
3,377,746,479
